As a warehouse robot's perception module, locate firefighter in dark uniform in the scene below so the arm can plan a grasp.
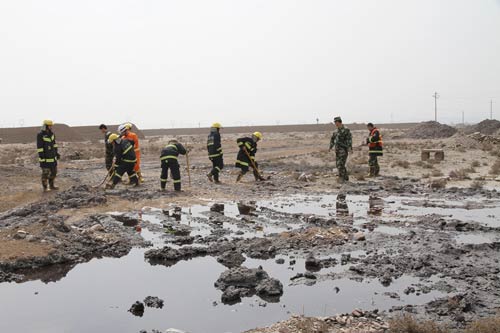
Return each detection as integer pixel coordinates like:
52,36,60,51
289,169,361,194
235,132,265,182
160,139,187,191
37,120,60,191
366,122,383,177
207,122,224,183
99,124,114,171
106,133,139,189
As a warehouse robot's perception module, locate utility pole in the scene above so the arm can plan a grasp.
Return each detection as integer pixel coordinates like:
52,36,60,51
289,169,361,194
462,111,465,126
432,92,440,122
491,99,493,120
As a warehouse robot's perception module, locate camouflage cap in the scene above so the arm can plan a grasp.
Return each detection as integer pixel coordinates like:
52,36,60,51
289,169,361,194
334,116,342,123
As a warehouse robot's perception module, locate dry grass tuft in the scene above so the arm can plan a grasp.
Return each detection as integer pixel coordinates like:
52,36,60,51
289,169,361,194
464,315,500,333
388,315,449,333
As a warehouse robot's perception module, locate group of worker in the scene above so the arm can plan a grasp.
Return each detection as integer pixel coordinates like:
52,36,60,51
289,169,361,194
36,117,383,192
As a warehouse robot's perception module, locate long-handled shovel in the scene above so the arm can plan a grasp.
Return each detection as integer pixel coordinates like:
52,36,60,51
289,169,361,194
94,165,114,188
185,152,192,187
242,147,269,180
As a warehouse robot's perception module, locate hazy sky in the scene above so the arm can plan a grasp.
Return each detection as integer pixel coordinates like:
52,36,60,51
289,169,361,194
1,0,499,129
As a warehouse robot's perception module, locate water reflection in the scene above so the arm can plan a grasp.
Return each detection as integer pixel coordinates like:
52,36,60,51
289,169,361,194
336,194,349,217
368,195,384,216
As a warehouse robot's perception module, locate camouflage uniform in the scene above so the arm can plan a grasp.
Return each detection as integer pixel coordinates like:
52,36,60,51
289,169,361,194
330,125,352,181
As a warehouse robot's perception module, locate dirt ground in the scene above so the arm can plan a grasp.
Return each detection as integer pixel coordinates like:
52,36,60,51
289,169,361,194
1,125,500,332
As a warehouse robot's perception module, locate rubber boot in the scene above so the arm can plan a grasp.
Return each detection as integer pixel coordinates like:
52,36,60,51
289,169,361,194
236,172,244,182
105,182,115,189
137,171,144,183
49,179,59,190
207,172,213,182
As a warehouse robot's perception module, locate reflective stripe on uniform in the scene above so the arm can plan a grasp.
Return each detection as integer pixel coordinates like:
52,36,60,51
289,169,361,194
43,137,52,142
53,144,58,148
37,148,44,153
166,144,178,150
39,158,45,162
45,158,55,162
160,155,178,160
173,179,181,183
160,178,168,181
215,166,221,171
236,160,249,166
123,159,137,163
369,150,383,154
123,145,133,155
245,142,252,150
209,153,221,158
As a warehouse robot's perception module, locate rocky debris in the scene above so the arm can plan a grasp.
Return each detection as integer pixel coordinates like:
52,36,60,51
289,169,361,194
144,296,164,309
163,207,182,221
214,266,283,304
0,270,24,283
467,131,500,144
244,311,388,333
145,246,210,266
128,301,145,317
168,236,194,245
408,121,457,139
210,203,225,213
217,250,246,268
353,232,366,242
13,230,28,240
468,119,500,135
111,213,139,227
275,258,285,264
305,255,322,272
296,172,316,182
0,214,144,277
163,223,191,236
0,185,106,226
237,202,257,215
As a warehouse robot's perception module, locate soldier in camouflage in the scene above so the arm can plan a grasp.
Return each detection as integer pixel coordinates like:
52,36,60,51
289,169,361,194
329,116,352,182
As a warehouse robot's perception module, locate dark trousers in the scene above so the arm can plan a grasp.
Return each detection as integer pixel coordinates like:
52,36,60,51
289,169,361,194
112,162,138,185
236,160,260,179
161,159,181,191
105,155,113,171
209,156,224,181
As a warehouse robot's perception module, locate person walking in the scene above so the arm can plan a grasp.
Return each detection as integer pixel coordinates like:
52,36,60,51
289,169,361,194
207,122,224,183
366,123,383,177
329,117,352,182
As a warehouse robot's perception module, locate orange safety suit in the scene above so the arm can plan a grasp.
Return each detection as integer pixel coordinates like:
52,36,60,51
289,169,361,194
122,131,141,172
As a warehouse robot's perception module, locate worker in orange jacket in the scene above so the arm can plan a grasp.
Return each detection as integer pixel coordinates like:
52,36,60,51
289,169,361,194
119,123,143,182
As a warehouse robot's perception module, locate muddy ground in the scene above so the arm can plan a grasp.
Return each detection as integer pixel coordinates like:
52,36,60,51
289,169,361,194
0,126,499,332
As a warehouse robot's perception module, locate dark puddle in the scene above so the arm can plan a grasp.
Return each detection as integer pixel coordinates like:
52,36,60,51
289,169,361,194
0,197,476,333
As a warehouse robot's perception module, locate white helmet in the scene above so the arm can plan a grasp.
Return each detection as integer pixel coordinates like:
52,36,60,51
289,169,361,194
118,124,127,134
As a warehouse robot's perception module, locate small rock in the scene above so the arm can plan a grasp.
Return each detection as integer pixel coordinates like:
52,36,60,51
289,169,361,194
210,203,225,213
90,224,105,233
14,230,28,240
275,258,285,265
144,296,164,309
353,232,366,241
128,301,145,317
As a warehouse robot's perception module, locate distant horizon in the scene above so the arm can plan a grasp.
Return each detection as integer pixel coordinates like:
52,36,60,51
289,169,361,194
0,118,496,131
